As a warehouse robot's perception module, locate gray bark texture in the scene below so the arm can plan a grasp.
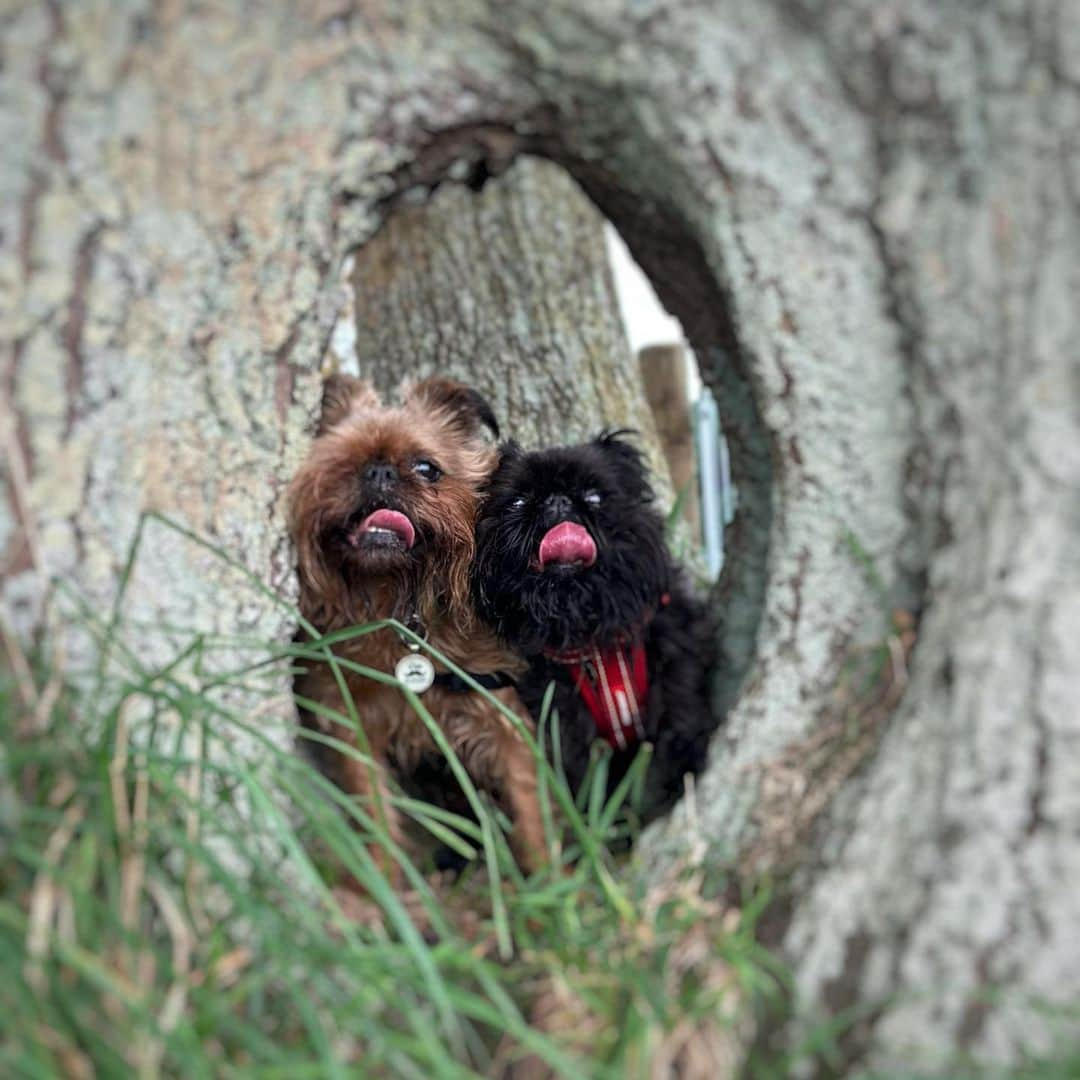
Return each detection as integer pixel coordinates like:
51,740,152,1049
2,0,1077,1073
349,156,676,501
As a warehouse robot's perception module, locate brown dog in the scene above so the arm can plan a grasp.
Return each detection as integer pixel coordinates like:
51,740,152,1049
288,374,546,882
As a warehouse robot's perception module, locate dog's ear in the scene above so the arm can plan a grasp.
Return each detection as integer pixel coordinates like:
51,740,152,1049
407,377,500,441
593,429,653,500
594,429,645,472
481,440,524,490
317,373,378,435
496,439,524,466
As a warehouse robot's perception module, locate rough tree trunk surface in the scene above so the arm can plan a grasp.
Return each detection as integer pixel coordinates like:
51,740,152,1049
2,1,1077,1072
349,157,675,501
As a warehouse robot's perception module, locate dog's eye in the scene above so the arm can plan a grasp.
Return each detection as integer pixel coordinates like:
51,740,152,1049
583,490,603,506
412,460,442,483
509,496,528,510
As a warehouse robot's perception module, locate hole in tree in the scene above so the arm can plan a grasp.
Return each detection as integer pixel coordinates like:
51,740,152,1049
289,137,775,890
334,174,734,581
347,143,772,718
465,158,492,193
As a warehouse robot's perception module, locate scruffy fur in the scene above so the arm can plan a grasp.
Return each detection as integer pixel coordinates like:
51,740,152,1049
289,375,546,877
473,432,719,820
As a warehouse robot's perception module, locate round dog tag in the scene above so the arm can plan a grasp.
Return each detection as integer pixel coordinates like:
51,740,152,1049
395,652,435,693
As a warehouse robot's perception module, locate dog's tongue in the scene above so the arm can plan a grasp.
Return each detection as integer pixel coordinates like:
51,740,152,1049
358,508,415,549
537,522,597,568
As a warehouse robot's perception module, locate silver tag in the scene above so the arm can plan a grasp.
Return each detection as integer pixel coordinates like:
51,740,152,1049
395,653,435,693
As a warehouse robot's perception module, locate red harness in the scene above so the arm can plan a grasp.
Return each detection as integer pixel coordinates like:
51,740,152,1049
548,640,649,750
544,594,669,751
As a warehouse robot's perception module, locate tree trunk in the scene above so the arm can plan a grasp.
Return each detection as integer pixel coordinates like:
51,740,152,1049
348,156,674,501
2,1,1077,1072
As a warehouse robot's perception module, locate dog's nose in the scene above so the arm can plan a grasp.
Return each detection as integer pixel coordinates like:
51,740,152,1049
544,493,574,519
363,460,398,489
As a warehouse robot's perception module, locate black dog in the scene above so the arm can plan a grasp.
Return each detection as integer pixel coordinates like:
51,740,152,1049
472,431,719,821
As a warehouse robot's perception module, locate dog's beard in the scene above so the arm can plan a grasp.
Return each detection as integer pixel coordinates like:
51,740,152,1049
325,503,425,584
318,525,426,623
477,543,664,653
298,501,475,630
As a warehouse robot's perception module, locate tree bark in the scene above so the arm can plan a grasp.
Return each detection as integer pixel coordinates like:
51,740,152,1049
2,0,1077,1072
348,156,674,501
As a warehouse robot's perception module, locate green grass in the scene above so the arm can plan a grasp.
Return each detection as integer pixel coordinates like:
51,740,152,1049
0,514,781,1078
5,515,1077,1077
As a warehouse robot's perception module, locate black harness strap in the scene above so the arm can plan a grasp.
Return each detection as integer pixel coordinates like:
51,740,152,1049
432,670,517,694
